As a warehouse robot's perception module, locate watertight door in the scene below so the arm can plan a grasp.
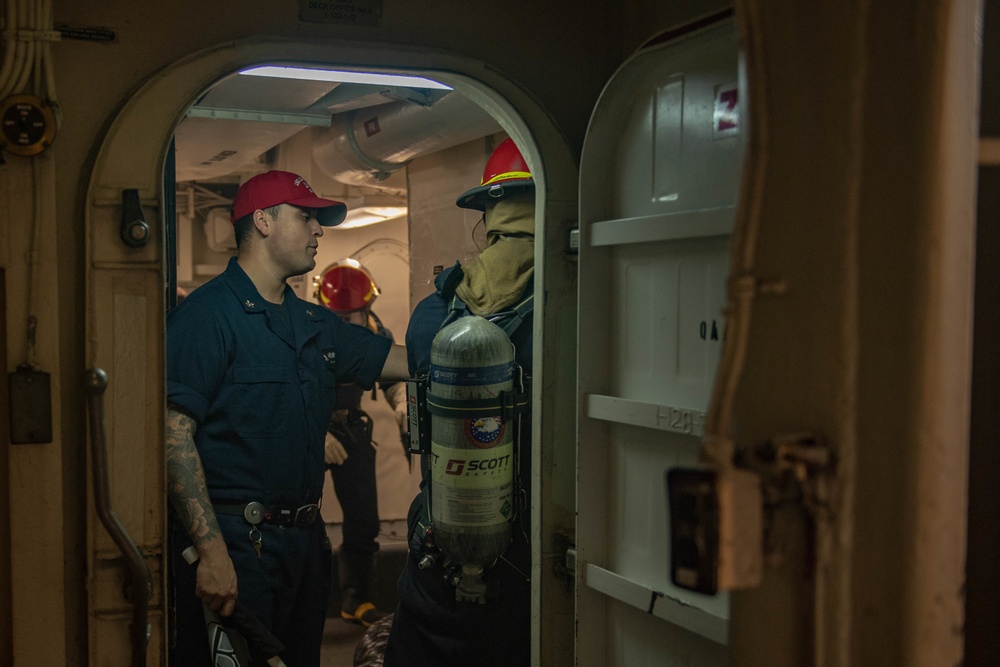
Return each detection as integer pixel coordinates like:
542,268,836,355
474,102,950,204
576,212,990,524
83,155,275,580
576,17,743,665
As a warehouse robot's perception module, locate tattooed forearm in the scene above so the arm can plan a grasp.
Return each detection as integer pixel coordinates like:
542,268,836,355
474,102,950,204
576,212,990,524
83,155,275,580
166,406,222,546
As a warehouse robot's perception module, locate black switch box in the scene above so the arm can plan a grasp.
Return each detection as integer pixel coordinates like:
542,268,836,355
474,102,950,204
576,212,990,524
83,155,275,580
667,467,720,595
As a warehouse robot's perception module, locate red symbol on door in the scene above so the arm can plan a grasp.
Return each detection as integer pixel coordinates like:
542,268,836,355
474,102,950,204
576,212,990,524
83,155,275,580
714,86,739,135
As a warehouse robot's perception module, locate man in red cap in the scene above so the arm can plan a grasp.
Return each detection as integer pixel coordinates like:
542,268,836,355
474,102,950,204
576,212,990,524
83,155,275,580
165,170,408,666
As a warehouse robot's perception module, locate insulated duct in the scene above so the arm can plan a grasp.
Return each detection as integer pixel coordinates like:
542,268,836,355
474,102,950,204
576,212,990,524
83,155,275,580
312,91,502,188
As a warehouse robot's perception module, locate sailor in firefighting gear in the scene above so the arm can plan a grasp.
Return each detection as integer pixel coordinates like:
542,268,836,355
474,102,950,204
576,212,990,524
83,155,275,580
383,137,535,667
316,258,409,627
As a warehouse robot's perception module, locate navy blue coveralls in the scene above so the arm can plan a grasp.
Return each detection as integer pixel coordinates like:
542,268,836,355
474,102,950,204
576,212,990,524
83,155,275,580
383,263,533,667
166,258,391,666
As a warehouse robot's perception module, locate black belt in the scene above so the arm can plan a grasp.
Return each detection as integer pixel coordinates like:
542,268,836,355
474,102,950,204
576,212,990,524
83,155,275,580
213,501,320,528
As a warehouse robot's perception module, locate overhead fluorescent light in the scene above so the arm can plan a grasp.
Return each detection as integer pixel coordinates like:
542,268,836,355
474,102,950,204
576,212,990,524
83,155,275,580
337,206,407,230
328,195,408,230
240,66,452,90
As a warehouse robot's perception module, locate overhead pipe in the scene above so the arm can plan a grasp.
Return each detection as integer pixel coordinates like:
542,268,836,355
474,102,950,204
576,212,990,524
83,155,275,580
312,91,502,188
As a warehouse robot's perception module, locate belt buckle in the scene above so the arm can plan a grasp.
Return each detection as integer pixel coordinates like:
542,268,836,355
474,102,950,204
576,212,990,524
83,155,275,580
294,504,319,527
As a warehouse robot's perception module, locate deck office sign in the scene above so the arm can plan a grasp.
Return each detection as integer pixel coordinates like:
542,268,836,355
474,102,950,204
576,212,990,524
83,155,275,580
299,0,382,27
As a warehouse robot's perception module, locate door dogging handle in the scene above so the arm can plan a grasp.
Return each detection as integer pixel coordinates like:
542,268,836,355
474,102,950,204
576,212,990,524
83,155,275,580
120,189,151,248
84,367,150,666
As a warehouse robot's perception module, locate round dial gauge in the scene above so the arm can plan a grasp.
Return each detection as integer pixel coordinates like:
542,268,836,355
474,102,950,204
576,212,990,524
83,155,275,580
1,95,57,157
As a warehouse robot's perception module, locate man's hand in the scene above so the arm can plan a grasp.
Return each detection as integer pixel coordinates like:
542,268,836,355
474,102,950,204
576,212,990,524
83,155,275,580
195,540,239,617
384,382,409,433
325,432,349,465
394,401,409,433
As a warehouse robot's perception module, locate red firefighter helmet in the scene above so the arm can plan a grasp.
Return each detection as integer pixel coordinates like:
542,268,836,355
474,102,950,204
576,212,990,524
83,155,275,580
456,138,535,211
315,258,380,314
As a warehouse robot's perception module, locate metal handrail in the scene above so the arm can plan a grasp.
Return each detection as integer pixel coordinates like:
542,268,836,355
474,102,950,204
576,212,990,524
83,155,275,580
84,368,150,666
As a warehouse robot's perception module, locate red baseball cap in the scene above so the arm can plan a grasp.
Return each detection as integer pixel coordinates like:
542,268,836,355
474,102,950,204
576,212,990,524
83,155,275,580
230,170,347,226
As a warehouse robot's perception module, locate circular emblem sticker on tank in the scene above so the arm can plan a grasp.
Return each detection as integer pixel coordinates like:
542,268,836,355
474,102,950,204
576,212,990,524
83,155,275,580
464,416,505,448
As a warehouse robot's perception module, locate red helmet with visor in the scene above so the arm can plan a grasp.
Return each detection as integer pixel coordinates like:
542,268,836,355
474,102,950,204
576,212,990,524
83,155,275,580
455,138,534,211
314,259,380,314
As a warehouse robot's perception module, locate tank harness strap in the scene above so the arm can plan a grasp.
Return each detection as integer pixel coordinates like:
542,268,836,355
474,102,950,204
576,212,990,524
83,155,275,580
425,384,529,421
441,287,534,336
486,292,534,337
439,293,469,331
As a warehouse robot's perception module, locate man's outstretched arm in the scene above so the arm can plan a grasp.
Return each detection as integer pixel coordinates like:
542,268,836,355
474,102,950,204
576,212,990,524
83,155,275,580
378,344,410,382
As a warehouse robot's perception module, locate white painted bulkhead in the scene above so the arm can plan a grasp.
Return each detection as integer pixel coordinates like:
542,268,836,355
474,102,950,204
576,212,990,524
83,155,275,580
577,18,740,664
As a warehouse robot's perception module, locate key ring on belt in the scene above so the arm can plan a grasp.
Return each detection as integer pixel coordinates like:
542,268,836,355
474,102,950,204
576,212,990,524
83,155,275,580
242,501,265,525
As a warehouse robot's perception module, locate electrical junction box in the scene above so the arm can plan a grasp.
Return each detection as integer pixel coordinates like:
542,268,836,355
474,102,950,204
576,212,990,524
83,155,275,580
667,467,763,595
8,365,53,444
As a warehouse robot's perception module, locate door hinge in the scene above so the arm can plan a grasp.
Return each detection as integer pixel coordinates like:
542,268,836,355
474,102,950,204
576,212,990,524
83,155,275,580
552,532,576,592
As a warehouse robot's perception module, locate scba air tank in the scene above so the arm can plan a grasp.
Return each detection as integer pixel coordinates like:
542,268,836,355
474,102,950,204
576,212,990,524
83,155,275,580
429,316,515,585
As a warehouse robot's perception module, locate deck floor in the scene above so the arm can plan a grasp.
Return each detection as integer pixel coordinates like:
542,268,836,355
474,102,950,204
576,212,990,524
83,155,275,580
321,520,407,665
322,615,368,665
